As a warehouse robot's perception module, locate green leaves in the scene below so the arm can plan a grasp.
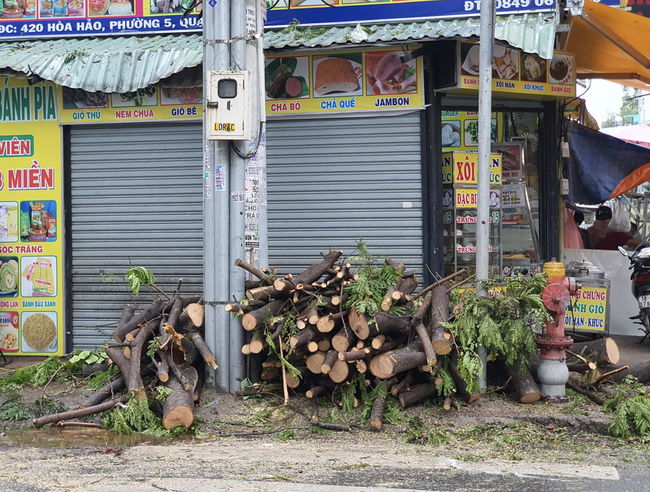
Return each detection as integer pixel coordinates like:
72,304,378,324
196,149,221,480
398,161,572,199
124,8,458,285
124,266,155,296
605,390,650,438
66,349,108,372
445,273,549,393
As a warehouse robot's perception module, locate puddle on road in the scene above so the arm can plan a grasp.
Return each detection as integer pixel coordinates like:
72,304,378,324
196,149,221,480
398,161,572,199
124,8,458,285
2,428,180,448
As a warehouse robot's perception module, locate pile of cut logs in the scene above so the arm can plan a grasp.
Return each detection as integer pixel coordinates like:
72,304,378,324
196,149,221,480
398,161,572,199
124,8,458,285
33,289,213,430
231,250,511,428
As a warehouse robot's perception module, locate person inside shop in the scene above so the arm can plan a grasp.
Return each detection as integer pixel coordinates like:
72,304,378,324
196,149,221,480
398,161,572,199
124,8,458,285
573,210,592,249
588,205,642,250
588,205,613,247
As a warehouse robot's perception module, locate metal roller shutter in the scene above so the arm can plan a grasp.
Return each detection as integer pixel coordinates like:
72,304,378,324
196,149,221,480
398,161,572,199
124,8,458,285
266,113,423,276
68,122,203,350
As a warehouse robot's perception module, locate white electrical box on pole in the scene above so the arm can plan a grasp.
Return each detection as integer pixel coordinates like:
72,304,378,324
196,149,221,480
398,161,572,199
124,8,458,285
477,0,496,392
206,70,251,141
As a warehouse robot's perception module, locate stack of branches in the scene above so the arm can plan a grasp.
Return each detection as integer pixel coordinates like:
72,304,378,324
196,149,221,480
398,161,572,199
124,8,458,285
561,337,642,404
232,247,546,431
33,275,215,432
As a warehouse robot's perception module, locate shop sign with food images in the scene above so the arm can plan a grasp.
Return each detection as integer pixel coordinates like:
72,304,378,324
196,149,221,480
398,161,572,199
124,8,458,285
59,86,203,124
441,111,504,152
265,48,425,116
443,43,576,99
0,77,63,356
564,286,607,333
265,0,557,29
442,151,502,186
0,0,202,40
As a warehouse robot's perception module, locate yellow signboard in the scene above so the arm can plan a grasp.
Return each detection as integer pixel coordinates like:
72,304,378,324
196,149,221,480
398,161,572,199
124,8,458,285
456,43,576,99
564,286,607,333
442,151,502,186
59,87,203,124
265,48,425,116
0,77,63,356
453,188,502,210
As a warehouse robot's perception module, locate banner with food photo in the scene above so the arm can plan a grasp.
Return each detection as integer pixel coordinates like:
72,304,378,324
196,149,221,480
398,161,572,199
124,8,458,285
442,42,576,99
60,85,204,123
441,111,504,152
0,77,64,356
265,48,424,116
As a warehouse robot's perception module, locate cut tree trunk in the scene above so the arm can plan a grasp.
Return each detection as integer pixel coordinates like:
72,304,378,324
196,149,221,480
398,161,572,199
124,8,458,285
306,352,327,374
348,309,410,340
370,395,386,430
241,299,285,331
321,350,339,375
329,359,350,384
249,331,267,354
162,375,194,430
399,383,437,409
316,312,347,334
156,349,170,382
415,323,436,366
178,303,204,333
332,327,356,353
369,340,427,379
113,298,164,343
598,361,650,383
185,331,218,370
570,338,620,366
290,326,316,350
506,362,542,403
33,395,129,428
83,376,126,407
293,250,344,289
113,304,135,343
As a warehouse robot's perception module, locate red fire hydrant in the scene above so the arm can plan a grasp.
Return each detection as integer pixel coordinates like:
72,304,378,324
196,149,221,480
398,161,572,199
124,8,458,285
535,259,577,397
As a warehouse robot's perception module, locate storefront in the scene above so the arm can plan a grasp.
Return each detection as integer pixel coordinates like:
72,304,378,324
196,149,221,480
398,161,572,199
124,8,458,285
0,0,572,353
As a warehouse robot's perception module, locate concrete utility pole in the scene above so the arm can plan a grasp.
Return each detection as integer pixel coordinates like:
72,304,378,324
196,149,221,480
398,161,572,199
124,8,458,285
228,0,247,392
204,0,265,391
203,0,231,391
476,0,496,392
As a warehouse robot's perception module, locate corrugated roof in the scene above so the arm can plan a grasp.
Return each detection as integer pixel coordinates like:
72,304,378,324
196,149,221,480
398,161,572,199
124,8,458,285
264,12,558,59
0,13,556,93
0,34,202,93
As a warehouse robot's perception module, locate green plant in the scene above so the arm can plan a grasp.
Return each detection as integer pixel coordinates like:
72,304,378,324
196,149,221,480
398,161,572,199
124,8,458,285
65,349,108,372
85,365,120,390
604,390,650,438
101,394,187,437
0,394,66,421
0,356,63,393
124,266,155,296
444,273,549,394
344,239,402,317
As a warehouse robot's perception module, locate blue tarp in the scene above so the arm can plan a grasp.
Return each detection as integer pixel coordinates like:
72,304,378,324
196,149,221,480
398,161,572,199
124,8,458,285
567,121,650,205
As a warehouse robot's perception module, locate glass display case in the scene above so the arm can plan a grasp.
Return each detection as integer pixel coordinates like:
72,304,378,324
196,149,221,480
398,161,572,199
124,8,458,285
492,141,543,277
443,187,502,276
441,151,504,276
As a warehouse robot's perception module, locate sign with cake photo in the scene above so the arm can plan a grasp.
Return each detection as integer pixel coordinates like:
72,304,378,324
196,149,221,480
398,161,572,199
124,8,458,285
312,54,363,98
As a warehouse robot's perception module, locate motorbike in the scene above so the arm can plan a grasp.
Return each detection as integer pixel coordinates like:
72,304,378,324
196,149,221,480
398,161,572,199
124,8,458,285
618,244,650,343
